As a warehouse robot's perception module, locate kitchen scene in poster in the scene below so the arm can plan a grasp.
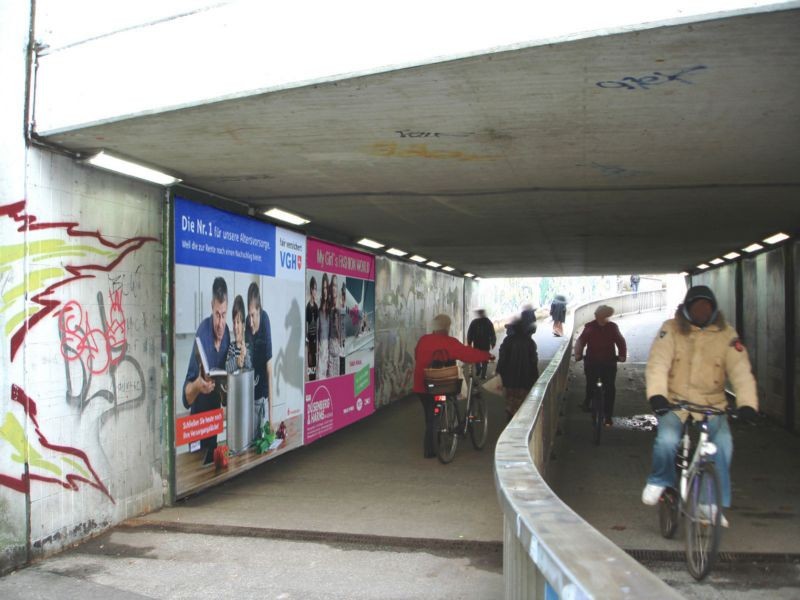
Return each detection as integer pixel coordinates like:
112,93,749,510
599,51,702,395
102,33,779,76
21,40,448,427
304,239,375,444
173,196,305,497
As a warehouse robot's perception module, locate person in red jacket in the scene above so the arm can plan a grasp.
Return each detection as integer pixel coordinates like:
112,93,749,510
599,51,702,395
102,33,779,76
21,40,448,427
414,314,494,458
574,305,627,426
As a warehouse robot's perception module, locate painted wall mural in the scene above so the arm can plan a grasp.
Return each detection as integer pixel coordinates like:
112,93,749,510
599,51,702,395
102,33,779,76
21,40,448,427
374,257,464,408
0,160,163,568
0,200,156,361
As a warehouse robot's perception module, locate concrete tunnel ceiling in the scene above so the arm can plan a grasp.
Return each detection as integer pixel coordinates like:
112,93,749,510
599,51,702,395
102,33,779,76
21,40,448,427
39,7,800,277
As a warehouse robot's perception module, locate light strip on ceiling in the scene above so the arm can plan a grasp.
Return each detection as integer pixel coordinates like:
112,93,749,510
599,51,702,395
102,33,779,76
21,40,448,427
442,266,455,272
82,150,181,186
426,261,441,268
742,243,763,253
357,238,384,249
723,252,740,260
763,232,789,245
263,208,310,226
409,255,427,263
386,248,407,257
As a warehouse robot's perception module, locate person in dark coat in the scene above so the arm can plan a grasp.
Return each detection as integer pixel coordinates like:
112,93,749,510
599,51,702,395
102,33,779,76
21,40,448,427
496,317,539,420
550,294,567,337
574,305,627,425
467,309,496,380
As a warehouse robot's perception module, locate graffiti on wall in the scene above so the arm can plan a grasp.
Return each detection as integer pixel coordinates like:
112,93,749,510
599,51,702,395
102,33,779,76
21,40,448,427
0,385,114,502
595,65,707,91
0,200,157,360
369,142,500,162
1,199,158,501
374,257,463,407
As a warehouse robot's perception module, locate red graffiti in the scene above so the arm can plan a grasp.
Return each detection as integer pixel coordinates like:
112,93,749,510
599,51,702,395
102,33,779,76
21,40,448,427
59,289,127,376
0,200,157,361
0,385,115,502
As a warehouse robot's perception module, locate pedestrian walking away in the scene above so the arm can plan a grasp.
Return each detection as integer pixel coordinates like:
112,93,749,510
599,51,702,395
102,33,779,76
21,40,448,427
467,309,496,380
496,312,539,421
550,294,567,337
413,314,494,459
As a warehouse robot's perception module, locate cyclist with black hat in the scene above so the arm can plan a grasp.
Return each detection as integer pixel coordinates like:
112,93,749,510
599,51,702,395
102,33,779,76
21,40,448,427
641,285,759,526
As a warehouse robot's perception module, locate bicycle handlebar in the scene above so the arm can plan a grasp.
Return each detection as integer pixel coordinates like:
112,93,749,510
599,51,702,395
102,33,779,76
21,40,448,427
667,400,731,416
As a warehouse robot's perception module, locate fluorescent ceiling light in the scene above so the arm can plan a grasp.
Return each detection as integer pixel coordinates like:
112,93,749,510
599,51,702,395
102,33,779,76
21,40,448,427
426,261,441,268
409,255,427,263
474,277,482,281
263,208,310,226
386,248,407,257
742,243,763,253
697,263,709,270
83,150,181,186
723,252,740,260
763,232,789,245
357,238,384,249
442,266,454,272
464,273,474,278
679,271,689,276
710,258,724,265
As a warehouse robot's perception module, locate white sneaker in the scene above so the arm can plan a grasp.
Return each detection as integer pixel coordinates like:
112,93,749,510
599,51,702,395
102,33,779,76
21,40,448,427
698,504,729,528
642,483,665,505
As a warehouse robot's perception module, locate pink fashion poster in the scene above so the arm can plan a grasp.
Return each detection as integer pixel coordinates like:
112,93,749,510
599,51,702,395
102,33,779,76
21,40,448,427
304,239,375,443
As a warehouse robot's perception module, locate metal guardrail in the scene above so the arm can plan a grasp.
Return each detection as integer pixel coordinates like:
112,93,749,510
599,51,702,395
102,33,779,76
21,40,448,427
494,290,679,599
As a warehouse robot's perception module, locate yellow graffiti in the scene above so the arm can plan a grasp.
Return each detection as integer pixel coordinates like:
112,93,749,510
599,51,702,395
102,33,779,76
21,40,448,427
370,142,500,162
0,239,114,269
61,457,90,479
0,412,63,477
2,267,65,336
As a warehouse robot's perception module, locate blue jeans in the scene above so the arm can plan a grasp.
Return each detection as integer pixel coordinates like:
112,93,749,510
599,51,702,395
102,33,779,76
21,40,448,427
646,412,733,507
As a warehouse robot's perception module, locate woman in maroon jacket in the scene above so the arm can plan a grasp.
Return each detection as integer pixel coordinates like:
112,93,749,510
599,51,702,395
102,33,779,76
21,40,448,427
574,305,627,426
414,314,493,458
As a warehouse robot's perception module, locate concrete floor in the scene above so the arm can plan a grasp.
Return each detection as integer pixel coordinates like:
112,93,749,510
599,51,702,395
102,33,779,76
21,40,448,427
2,312,798,598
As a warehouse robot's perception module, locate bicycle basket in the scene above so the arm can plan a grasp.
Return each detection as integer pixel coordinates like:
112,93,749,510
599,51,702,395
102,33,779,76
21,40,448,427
424,349,459,394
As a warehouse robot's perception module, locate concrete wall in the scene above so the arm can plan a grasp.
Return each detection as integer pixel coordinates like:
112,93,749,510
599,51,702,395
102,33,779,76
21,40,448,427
695,263,737,331
795,242,799,432
0,0,32,573
695,243,796,427
1,3,165,573
374,257,464,408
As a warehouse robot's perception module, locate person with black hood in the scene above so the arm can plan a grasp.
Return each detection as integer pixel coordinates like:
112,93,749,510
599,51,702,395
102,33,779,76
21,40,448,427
641,285,759,527
467,309,496,380
550,294,567,337
496,314,539,421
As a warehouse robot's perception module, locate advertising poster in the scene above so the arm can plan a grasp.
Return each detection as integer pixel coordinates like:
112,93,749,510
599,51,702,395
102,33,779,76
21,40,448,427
173,196,305,497
304,239,375,443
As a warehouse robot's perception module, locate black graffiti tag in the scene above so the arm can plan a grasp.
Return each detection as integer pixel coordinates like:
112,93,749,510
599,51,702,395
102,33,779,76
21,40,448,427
596,65,708,91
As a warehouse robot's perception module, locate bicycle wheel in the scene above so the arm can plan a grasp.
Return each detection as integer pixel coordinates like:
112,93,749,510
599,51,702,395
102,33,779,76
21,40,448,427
469,393,488,450
592,385,604,445
684,462,722,580
659,487,679,539
434,396,459,464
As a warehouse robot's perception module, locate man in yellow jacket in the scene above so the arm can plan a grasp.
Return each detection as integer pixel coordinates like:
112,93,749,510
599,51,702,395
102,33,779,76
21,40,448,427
641,285,759,525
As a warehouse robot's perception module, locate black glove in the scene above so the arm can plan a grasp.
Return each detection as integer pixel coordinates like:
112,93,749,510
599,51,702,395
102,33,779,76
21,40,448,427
737,406,758,423
649,395,671,416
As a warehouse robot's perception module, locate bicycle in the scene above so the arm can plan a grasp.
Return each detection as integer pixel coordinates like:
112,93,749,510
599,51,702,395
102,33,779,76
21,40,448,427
657,400,731,580
429,362,488,464
576,355,606,445
590,378,605,446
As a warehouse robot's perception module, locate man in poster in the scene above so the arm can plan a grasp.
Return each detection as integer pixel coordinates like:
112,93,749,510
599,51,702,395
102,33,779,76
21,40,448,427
306,276,319,381
183,276,231,465
247,282,274,439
